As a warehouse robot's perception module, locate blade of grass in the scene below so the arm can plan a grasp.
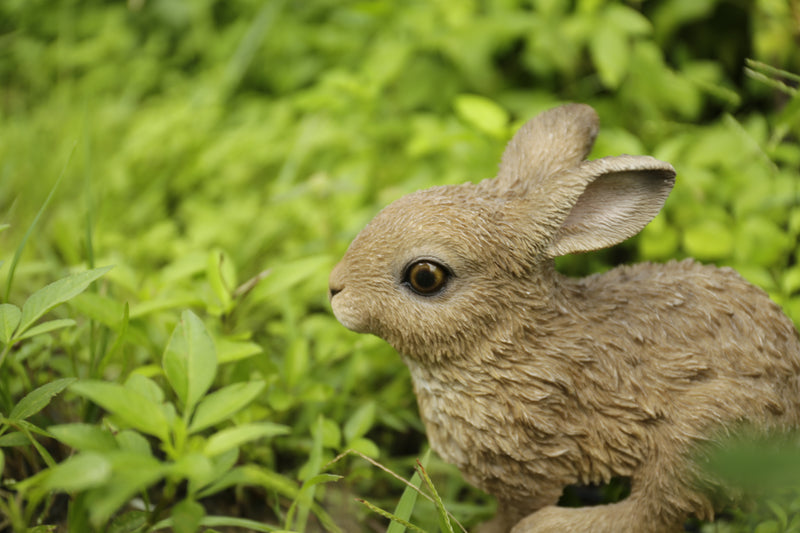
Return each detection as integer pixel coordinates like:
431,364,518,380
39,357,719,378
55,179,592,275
745,59,800,84
325,449,467,532
358,498,427,533
417,460,453,533
4,141,77,303
150,514,285,532
387,448,431,533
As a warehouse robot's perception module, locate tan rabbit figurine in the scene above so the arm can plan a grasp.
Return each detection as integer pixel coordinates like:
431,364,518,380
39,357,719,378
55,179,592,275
328,103,800,532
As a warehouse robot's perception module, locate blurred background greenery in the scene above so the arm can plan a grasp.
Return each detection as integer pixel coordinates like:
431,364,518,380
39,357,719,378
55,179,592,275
1,0,799,532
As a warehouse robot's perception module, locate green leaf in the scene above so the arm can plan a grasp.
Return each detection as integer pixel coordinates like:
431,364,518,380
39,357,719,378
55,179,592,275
48,424,118,453
124,373,165,405
387,449,431,533
0,432,30,447
106,510,147,533
590,24,629,89
188,447,239,496
70,381,170,442
782,267,800,295
0,304,21,344
196,464,299,501
204,422,290,457
215,338,263,364
9,377,77,420
15,318,76,342
347,437,379,458
344,401,376,443
17,266,113,338
417,461,453,533
682,219,734,260
319,417,341,449
169,453,214,487
163,310,217,416
188,381,266,433
206,249,235,316
39,452,111,493
453,94,509,137
249,256,330,300
85,451,166,526
172,498,205,533
115,429,152,456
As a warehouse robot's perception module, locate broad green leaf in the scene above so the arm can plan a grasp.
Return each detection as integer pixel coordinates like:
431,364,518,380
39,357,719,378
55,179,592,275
130,294,205,319
124,373,165,405
319,417,341,449
106,510,147,533
189,447,239,495
0,304,21,344
347,437,379,459
189,381,266,433
344,401,376,443
48,423,118,453
196,464,299,500
9,377,77,420
454,94,509,137
85,451,166,526
782,267,800,295
17,266,113,338
0,449,4,477
590,24,629,89
682,219,734,260
70,381,170,442
284,337,309,388
0,432,30,446
40,452,111,492
169,452,214,486
204,422,290,457
15,318,76,342
115,429,152,456
69,292,125,330
172,498,205,533
163,310,217,416
216,338,263,364
606,4,652,36
735,217,793,267
249,256,330,301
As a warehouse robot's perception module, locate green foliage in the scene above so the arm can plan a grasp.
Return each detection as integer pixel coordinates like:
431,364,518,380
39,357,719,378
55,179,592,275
1,0,798,531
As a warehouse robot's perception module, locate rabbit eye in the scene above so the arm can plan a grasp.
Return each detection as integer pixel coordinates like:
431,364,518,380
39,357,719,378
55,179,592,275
404,260,449,296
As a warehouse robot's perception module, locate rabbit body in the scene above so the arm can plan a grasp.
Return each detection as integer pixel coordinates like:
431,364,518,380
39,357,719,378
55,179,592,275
328,104,800,532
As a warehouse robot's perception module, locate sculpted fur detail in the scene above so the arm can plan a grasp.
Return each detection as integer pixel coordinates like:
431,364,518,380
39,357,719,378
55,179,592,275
329,103,800,532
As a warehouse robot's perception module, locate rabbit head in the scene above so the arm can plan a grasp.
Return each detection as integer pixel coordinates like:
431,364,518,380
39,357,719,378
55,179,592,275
329,104,676,362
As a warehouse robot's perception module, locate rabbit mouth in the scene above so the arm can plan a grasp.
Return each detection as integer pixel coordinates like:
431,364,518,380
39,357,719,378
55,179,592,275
329,290,371,334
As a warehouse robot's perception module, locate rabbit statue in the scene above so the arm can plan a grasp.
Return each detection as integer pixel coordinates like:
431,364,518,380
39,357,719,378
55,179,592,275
328,103,800,532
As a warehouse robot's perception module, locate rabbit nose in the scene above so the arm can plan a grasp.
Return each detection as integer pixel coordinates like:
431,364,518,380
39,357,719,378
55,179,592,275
329,285,343,300
329,262,346,300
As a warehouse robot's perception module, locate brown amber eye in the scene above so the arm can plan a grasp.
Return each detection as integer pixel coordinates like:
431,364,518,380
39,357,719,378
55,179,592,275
404,260,449,296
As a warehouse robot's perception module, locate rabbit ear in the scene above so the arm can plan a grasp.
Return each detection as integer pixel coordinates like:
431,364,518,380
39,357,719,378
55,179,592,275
545,155,676,257
494,103,600,196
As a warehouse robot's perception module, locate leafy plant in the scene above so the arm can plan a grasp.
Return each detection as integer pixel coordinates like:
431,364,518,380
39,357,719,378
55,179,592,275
0,0,798,531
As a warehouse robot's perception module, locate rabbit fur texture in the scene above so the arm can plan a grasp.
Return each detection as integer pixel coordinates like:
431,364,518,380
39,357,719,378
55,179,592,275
328,103,800,533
